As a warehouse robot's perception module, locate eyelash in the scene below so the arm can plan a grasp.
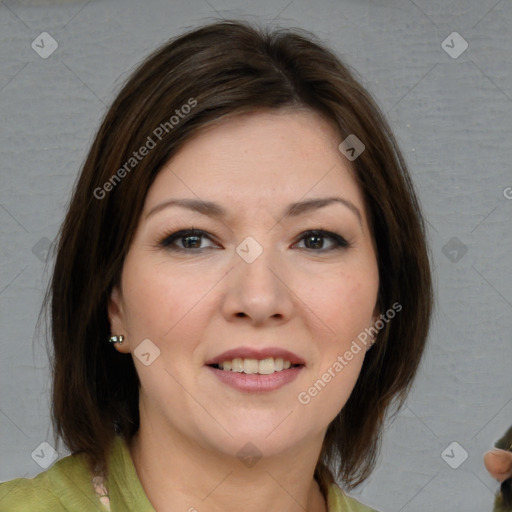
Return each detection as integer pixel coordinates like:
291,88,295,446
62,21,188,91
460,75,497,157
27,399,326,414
157,228,351,253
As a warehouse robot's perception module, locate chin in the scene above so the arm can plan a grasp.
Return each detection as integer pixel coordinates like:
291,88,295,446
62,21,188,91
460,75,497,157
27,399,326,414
203,424,309,460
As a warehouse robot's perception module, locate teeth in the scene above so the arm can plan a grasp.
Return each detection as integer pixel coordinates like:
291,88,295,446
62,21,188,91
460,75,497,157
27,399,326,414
217,357,296,374
243,358,259,374
258,358,275,375
232,358,243,372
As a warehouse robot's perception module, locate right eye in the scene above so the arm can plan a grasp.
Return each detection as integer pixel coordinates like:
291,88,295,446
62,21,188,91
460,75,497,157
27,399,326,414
159,229,220,252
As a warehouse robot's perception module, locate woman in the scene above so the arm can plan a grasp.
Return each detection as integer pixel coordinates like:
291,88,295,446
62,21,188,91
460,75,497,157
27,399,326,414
0,19,433,511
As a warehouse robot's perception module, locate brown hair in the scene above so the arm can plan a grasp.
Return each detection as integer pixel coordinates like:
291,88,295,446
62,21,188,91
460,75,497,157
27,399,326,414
44,18,433,492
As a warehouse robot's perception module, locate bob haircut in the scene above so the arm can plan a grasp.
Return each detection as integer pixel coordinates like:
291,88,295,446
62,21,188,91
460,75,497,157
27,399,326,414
45,18,433,493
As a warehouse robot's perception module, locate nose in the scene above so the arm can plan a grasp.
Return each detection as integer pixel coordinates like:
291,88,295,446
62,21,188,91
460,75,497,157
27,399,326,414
220,246,294,326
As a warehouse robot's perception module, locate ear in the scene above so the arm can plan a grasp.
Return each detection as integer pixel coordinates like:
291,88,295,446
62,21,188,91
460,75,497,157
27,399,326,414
108,285,129,353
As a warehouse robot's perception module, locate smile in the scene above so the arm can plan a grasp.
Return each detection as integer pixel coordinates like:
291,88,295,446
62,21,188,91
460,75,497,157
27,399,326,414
206,362,304,393
210,357,302,374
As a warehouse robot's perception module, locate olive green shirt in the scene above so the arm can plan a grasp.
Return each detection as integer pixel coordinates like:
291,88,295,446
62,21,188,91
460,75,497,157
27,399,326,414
0,436,378,511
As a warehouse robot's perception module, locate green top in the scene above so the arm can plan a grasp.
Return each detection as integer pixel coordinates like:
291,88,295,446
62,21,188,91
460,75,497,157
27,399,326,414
0,436,378,511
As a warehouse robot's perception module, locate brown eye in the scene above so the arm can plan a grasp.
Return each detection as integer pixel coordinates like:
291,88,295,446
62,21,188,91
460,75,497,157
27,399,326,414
294,230,350,251
159,229,218,251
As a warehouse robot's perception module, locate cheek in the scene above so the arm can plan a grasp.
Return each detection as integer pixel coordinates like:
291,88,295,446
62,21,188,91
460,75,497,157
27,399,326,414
309,268,378,342
120,254,215,342
298,347,365,422
302,266,377,418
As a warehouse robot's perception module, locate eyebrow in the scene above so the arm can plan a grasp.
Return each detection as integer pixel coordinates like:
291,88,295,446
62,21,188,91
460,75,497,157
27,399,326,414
146,196,363,227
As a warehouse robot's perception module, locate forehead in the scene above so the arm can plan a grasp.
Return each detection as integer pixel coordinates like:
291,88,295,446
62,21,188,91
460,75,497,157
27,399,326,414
143,109,367,220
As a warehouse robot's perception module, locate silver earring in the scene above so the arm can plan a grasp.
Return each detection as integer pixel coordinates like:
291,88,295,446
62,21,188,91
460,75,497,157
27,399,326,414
108,335,124,345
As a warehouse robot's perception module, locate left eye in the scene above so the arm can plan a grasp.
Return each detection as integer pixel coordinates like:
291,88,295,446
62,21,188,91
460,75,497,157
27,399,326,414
293,230,349,251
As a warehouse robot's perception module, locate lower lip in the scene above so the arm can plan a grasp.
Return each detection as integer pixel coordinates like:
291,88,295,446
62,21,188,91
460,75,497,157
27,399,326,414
205,365,304,392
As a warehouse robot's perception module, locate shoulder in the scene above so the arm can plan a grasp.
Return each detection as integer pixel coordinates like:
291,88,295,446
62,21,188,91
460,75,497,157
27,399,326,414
327,481,381,512
1,466,61,511
0,451,104,512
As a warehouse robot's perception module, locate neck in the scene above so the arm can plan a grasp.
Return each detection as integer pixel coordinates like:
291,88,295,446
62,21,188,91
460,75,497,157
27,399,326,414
128,415,328,512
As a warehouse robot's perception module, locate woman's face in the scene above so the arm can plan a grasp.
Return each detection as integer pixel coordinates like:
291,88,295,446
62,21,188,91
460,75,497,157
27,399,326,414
109,109,380,458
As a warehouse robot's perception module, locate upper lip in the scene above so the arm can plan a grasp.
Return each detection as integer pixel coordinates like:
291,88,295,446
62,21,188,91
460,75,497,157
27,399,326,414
205,346,306,366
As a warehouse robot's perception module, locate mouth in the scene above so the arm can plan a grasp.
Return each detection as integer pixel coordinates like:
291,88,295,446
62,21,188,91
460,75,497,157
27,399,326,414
208,357,304,375
204,346,306,375
205,355,305,392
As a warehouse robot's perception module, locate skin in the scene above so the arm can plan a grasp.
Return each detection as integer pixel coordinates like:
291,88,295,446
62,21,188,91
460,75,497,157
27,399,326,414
108,109,380,512
484,449,512,483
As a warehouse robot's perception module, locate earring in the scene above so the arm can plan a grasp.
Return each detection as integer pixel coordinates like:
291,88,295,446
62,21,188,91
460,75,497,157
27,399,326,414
108,335,124,345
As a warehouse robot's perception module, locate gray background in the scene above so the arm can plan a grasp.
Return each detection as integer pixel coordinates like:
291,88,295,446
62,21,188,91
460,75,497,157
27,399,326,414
1,0,511,510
